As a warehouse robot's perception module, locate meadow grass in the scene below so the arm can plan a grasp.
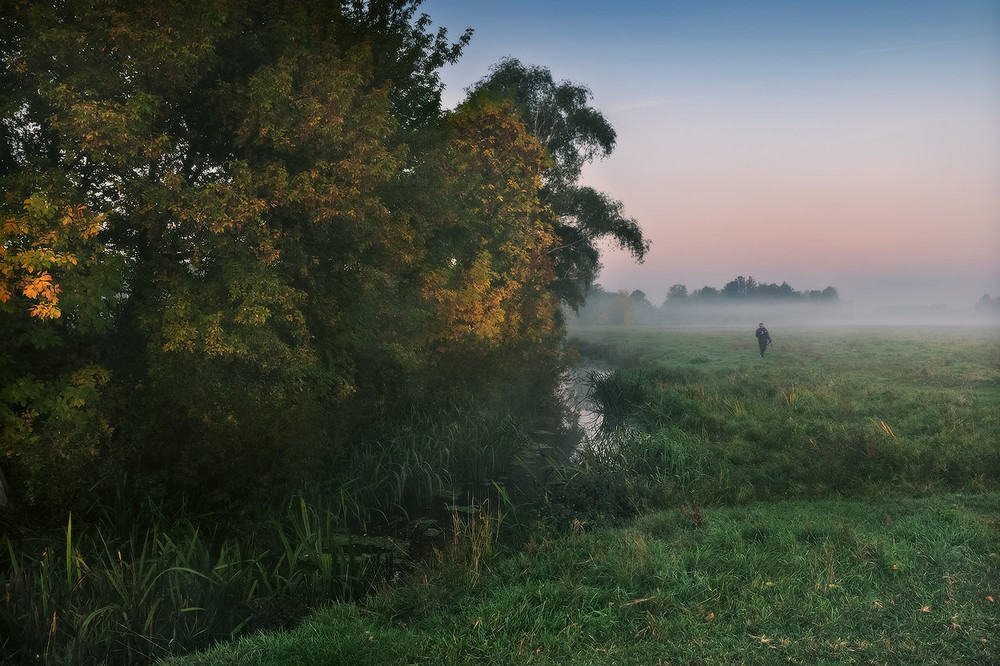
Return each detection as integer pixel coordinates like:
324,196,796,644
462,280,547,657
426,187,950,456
162,493,999,665
567,325,1000,507
160,325,1000,665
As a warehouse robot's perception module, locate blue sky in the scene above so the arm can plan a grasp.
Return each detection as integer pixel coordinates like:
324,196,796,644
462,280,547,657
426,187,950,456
421,0,1000,310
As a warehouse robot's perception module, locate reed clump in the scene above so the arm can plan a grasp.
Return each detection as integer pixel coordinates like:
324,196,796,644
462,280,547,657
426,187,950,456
1,403,536,664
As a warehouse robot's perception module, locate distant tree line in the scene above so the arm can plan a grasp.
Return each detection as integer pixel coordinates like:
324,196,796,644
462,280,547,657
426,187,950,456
975,295,1000,315
666,276,839,304
571,277,840,326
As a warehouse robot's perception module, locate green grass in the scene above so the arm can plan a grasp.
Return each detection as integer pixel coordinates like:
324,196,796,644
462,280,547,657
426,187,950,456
162,494,999,665
159,325,1000,665
568,325,1000,506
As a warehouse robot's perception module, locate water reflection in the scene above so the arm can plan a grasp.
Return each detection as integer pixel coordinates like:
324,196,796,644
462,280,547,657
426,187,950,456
559,362,606,454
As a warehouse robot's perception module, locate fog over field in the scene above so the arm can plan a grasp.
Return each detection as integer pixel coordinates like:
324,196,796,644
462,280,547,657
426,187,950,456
571,301,1000,330
658,301,999,328
594,274,1000,328
829,274,1000,327
570,272,1000,329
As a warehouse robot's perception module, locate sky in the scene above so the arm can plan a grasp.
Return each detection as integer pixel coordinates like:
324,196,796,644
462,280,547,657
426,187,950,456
419,0,1000,313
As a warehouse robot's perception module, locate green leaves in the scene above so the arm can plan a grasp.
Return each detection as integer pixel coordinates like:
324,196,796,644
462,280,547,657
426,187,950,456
468,58,648,311
470,58,616,189
0,2,629,524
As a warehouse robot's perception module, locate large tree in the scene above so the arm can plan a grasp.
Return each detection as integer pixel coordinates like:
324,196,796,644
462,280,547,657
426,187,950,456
467,58,649,310
0,0,474,512
1,2,642,518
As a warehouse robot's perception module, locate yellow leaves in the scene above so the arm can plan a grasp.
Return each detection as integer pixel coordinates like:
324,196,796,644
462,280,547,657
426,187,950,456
2,196,105,319
22,272,58,301
449,99,546,218
236,304,271,326
5,236,59,318
204,314,235,356
416,98,561,354
29,301,62,320
423,251,520,346
71,364,111,389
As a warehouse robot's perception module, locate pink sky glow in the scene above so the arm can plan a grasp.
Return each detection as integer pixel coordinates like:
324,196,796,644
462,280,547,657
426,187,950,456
425,0,1000,310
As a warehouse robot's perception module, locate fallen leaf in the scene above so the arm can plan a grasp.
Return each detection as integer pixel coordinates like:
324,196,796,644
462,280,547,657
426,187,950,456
705,612,715,621
919,606,931,613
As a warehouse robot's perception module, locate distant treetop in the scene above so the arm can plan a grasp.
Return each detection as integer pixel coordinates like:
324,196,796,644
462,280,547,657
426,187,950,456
676,276,839,304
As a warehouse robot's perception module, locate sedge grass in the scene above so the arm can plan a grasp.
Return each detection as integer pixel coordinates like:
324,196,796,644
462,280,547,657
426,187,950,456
0,499,390,664
1,401,535,664
159,493,1000,665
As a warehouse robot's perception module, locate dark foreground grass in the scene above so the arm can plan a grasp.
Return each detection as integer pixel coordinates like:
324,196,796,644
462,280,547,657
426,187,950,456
163,325,1000,665
162,493,999,665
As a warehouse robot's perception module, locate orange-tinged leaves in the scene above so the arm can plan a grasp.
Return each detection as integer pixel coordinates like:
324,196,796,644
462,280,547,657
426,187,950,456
2,197,104,319
420,100,560,351
22,273,58,300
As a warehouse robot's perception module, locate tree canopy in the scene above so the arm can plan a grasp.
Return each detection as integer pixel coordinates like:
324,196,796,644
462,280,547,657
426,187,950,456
466,58,648,311
0,1,642,517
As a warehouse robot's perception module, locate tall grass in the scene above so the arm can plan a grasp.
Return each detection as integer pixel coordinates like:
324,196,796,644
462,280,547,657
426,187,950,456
334,405,532,526
158,493,1000,665
1,402,535,664
0,497,400,664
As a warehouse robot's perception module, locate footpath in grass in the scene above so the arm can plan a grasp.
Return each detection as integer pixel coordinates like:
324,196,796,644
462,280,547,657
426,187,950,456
163,493,1000,665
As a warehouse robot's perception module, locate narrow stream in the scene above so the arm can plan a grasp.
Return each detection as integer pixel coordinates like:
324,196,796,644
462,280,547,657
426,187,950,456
558,362,607,455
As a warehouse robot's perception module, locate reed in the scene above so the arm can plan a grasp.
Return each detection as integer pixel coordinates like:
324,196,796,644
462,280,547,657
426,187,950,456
1,399,537,664
0,499,381,664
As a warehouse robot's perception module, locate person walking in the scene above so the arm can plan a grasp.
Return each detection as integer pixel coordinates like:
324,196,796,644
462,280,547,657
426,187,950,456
756,322,772,357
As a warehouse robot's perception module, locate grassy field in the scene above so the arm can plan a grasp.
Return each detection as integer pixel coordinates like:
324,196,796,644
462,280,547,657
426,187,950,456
163,325,1000,665
563,326,1000,506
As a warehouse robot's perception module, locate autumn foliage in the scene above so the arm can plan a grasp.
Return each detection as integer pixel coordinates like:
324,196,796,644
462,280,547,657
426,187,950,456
422,99,558,350
0,1,641,520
